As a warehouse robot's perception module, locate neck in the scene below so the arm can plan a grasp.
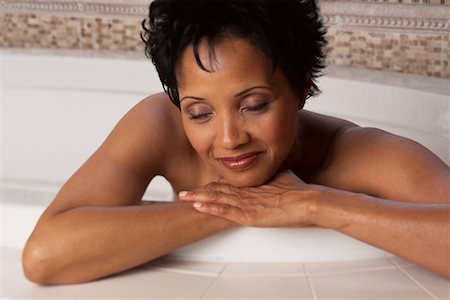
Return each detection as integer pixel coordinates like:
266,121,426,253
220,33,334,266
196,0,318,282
279,134,303,176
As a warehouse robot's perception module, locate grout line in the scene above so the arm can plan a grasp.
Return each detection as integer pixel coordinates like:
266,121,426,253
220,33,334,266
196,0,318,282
387,256,415,268
198,264,228,300
216,272,308,278
304,263,318,300
306,265,398,277
201,261,309,278
388,257,440,300
151,267,219,277
217,263,227,276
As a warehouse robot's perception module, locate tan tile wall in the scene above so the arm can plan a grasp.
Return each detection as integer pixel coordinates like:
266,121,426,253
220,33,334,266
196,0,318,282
1,1,449,79
1,13,143,52
327,29,449,78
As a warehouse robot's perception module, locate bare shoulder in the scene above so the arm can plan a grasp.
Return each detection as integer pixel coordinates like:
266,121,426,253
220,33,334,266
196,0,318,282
104,92,186,175
299,110,356,130
312,126,450,203
296,110,356,176
44,92,187,214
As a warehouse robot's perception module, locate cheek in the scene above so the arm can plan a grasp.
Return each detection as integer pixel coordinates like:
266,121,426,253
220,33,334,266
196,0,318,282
259,108,297,148
183,121,212,156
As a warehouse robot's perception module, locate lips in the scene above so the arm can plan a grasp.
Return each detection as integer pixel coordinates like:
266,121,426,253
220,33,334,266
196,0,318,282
217,152,261,170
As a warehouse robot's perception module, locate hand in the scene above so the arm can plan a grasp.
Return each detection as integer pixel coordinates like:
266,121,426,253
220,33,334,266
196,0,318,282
178,170,320,227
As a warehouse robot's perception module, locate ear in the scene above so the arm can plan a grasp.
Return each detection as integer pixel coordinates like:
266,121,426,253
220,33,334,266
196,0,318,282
298,72,312,110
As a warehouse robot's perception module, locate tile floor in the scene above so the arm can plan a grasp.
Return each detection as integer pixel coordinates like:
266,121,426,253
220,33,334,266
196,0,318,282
2,247,449,299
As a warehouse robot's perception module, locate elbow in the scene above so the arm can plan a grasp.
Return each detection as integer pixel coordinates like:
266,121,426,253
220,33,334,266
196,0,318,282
22,238,55,285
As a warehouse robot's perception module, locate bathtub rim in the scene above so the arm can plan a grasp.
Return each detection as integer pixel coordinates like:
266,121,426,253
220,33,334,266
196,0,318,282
1,193,393,263
2,48,449,97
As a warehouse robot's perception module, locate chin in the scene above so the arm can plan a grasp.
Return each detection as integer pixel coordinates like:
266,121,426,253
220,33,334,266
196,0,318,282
224,171,273,188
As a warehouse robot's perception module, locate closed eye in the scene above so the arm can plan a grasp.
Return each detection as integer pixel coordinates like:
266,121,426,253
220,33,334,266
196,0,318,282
245,102,268,112
189,112,212,120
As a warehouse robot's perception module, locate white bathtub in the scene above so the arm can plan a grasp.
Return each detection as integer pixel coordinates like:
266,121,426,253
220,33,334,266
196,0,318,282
1,51,449,265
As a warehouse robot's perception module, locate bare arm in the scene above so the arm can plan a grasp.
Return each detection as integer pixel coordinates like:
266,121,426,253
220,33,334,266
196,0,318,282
22,94,236,284
24,202,234,284
311,188,449,277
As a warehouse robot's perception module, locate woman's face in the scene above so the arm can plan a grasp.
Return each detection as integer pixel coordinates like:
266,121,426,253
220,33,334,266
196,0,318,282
177,37,301,187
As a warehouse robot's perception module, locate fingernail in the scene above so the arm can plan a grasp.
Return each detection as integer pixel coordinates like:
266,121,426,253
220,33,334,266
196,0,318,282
178,191,188,198
193,202,202,209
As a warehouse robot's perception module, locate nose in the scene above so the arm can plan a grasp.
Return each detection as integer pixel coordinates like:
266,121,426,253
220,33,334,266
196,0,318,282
216,115,250,150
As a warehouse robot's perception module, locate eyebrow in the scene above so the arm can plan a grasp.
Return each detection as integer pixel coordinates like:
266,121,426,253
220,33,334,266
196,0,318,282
179,95,205,102
180,85,273,103
234,86,273,98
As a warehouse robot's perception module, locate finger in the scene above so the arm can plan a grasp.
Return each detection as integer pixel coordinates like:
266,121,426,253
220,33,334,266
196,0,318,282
178,181,232,200
193,201,243,222
179,182,240,202
179,189,239,207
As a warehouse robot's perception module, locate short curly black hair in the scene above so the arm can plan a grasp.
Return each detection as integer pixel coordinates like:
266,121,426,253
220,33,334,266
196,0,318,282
141,0,327,109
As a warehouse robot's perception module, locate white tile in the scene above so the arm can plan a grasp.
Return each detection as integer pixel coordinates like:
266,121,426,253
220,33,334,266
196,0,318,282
145,254,225,276
2,247,211,299
306,257,394,275
221,262,305,277
310,268,433,299
79,267,214,298
2,247,88,298
401,265,450,300
202,275,313,299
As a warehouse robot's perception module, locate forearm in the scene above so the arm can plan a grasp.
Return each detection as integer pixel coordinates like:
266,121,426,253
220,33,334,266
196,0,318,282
311,190,450,277
23,201,236,284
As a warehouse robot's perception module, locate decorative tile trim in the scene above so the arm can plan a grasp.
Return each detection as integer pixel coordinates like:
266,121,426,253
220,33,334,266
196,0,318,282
320,2,450,32
1,0,450,32
322,15,449,32
0,0,149,18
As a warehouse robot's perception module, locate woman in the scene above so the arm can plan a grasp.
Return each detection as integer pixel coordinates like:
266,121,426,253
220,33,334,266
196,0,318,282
22,0,449,284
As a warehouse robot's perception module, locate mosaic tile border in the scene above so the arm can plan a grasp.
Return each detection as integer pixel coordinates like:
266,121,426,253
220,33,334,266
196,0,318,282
1,0,449,33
